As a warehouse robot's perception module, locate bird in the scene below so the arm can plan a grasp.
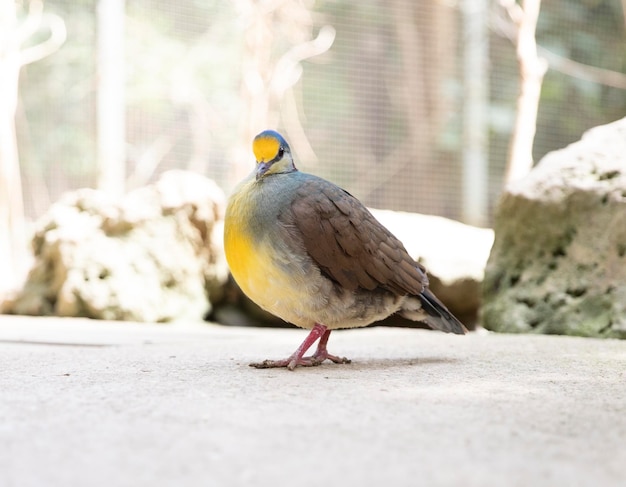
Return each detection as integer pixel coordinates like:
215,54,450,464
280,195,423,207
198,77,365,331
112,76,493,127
224,130,467,370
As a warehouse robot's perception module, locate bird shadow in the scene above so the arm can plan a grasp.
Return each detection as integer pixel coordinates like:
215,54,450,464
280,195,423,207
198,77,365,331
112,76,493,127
338,355,462,371
242,355,461,373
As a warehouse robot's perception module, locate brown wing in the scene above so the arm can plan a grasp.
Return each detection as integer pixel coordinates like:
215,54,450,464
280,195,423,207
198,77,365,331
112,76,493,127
283,177,428,295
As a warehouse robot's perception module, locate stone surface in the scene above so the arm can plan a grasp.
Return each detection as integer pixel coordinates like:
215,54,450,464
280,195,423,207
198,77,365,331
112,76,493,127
483,117,626,338
3,170,228,322
1,315,626,487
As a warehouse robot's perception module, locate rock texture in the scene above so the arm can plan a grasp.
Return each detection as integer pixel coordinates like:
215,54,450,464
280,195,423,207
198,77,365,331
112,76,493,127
3,171,228,322
483,117,626,338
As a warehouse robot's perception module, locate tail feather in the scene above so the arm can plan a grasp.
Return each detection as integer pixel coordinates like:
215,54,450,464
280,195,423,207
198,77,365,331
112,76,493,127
404,289,467,335
419,289,467,334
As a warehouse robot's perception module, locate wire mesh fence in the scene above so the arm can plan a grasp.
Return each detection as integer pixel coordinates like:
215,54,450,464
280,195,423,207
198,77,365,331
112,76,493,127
15,0,626,225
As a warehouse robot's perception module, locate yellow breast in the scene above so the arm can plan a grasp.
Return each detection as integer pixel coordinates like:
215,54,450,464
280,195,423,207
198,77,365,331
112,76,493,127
224,222,256,296
224,175,323,329
224,181,260,297
224,179,286,310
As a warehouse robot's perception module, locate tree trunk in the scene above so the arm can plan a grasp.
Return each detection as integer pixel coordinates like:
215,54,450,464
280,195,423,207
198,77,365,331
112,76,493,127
505,0,547,185
0,0,28,297
461,0,489,227
96,0,126,196
0,0,65,298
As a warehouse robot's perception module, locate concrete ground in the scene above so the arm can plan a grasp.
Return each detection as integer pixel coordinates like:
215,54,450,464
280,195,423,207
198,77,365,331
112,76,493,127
1,315,625,487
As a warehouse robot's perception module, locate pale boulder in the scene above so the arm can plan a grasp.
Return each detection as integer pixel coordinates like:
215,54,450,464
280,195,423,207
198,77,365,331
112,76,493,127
482,117,626,338
4,171,228,322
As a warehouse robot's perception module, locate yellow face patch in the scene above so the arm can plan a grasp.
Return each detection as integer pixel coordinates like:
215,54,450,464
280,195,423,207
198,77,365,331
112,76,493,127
252,135,280,163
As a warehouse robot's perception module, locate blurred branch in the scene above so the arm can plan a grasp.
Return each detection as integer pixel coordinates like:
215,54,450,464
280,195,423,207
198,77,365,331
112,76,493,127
19,12,66,65
493,4,626,90
281,87,318,165
15,0,43,43
270,25,335,95
231,0,334,185
279,25,335,165
127,136,175,190
0,0,66,298
538,46,626,90
501,0,547,185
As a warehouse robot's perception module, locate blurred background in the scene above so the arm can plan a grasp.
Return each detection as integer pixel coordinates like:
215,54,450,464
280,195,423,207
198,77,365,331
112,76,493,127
9,0,626,225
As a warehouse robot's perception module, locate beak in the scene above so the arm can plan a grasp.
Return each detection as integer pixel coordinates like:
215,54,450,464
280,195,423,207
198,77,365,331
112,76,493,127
256,161,271,180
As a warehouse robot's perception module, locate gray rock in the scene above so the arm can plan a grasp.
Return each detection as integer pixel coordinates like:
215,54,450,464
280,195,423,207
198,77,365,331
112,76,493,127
483,117,626,338
4,170,228,322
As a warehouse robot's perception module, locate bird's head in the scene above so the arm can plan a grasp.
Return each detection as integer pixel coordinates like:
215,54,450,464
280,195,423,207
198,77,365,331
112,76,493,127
252,130,296,180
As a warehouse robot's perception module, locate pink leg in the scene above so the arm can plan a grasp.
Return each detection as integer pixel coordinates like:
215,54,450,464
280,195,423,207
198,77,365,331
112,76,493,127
250,323,351,370
311,329,351,365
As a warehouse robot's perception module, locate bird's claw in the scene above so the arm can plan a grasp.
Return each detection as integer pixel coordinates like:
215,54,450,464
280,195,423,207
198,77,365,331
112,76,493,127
249,353,351,371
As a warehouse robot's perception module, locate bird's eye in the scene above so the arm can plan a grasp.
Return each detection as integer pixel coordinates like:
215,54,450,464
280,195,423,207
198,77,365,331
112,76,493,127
278,147,284,158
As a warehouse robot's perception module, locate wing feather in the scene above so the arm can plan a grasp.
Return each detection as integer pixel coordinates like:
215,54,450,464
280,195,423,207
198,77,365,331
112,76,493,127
284,177,427,295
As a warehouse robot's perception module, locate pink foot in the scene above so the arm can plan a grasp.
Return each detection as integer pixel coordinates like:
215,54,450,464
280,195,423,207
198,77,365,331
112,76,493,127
310,328,351,366
250,324,351,370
